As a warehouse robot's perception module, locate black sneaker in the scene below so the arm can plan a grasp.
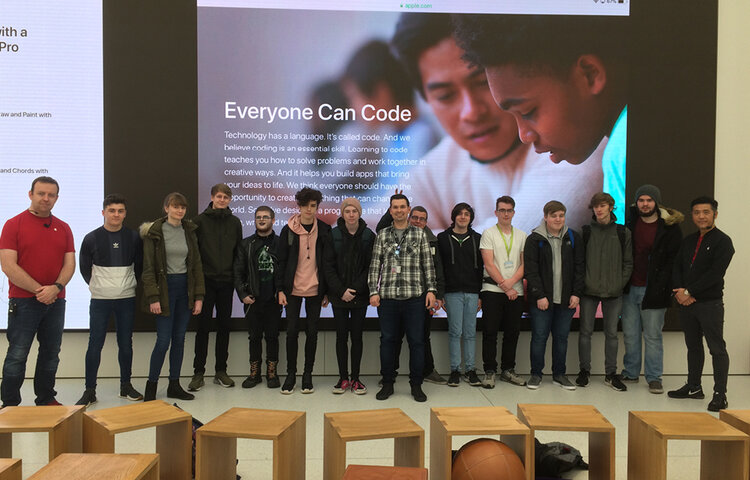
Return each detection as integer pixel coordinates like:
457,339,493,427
281,375,295,394
575,369,590,387
410,384,427,402
447,370,461,387
464,370,482,386
376,383,394,400
707,392,728,412
76,389,97,407
119,383,144,401
667,384,705,399
605,374,627,392
301,373,314,394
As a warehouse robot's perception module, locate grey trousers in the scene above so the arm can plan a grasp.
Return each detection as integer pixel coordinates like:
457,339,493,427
578,295,623,375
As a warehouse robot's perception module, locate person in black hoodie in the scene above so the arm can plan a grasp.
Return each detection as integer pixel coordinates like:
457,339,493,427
233,206,282,389
323,198,375,395
669,196,734,412
276,187,332,394
437,203,483,387
524,200,585,391
189,184,243,392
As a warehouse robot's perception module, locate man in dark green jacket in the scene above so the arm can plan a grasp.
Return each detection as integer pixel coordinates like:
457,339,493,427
189,184,243,391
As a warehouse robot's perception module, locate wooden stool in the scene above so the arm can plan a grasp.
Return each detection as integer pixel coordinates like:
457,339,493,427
628,411,750,480
196,407,305,480
0,459,21,480
720,409,750,479
517,403,615,480
0,405,83,461
82,400,191,480
430,406,532,480
28,453,158,480
324,408,424,480
343,464,428,479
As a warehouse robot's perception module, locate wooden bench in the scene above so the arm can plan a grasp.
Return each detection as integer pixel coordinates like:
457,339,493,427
517,403,615,480
28,453,158,480
430,406,532,480
629,411,750,480
196,407,305,480
0,459,21,480
324,408,423,480
0,405,83,461
82,400,191,480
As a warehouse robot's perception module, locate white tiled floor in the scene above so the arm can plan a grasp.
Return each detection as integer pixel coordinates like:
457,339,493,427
8,374,750,479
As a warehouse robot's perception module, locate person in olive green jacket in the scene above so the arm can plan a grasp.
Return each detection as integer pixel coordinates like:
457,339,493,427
140,192,205,401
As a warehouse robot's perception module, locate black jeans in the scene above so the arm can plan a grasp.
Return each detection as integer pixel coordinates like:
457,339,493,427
680,300,729,394
193,278,233,374
394,308,434,376
481,291,524,372
379,297,425,385
246,298,281,363
285,294,322,375
333,305,366,380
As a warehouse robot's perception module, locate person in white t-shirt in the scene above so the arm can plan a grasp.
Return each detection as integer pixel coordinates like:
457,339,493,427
479,196,527,389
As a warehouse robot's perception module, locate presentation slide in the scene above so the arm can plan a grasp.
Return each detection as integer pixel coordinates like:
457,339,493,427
0,0,103,329
198,1,628,317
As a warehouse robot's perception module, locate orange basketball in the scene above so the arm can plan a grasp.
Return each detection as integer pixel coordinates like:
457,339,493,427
451,438,526,480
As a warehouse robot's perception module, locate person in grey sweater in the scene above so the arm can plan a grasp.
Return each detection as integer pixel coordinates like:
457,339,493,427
576,192,633,391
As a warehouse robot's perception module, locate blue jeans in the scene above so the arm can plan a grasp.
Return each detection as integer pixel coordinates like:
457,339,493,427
85,297,136,389
529,303,574,377
148,274,190,382
378,297,425,385
621,286,665,383
1,297,66,406
443,292,478,372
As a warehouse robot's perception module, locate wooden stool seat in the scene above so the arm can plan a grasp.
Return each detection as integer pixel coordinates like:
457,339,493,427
343,464,428,479
29,453,158,480
196,407,305,480
0,406,83,461
0,459,21,480
83,400,191,480
629,411,750,480
430,406,532,480
324,408,424,480
517,403,615,480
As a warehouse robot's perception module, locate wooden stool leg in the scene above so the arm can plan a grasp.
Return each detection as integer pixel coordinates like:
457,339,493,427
323,418,346,480
701,439,748,480
49,408,82,459
394,435,423,468
156,419,192,480
143,460,160,480
82,416,114,453
0,433,12,458
501,434,532,480
429,412,450,480
196,434,235,480
589,430,615,480
274,414,305,480
628,414,666,480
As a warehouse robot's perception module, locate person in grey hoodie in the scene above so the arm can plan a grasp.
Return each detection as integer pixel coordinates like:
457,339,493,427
524,200,585,390
575,192,633,391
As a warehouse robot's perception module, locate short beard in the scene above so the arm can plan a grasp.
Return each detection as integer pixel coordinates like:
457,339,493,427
638,206,657,217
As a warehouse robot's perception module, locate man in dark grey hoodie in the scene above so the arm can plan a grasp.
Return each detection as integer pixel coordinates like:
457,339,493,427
576,192,633,391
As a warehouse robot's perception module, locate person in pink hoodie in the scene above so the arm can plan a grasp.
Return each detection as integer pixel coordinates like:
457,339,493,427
275,187,332,394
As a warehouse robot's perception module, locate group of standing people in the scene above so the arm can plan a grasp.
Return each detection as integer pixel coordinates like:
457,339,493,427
0,177,735,412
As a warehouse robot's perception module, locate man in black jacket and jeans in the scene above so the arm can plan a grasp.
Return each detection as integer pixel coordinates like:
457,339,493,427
189,183,243,391
234,206,281,389
276,187,331,394
669,196,734,412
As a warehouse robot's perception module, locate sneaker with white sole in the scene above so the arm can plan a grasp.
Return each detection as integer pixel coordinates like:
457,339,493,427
553,375,576,390
447,370,461,387
214,371,235,388
605,374,627,392
188,373,205,392
482,371,496,389
332,378,350,394
527,375,542,390
500,369,527,386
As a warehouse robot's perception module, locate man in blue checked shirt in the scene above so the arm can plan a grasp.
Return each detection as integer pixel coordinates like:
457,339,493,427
369,193,437,402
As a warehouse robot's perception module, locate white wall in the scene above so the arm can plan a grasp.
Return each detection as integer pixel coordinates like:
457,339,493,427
3,1,749,381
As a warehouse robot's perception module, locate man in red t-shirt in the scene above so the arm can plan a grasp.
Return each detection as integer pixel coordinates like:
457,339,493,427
0,176,75,406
